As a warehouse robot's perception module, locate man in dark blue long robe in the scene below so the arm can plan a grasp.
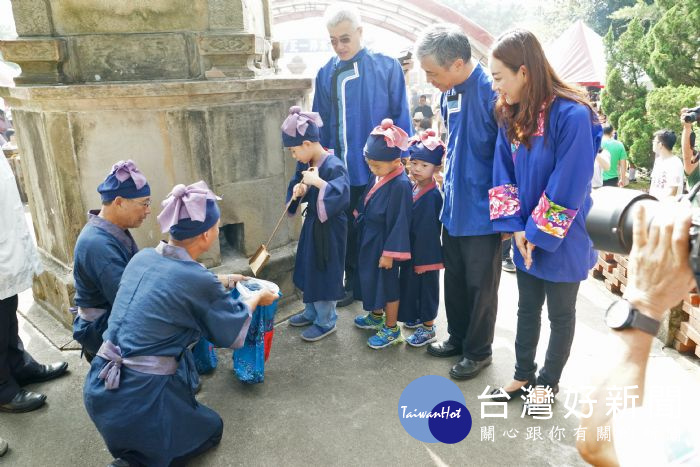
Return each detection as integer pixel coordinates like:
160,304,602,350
84,181,277,466
313,4,411,305
72,160,151,361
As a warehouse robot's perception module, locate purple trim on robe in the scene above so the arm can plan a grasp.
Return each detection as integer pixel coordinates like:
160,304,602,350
364,165,405,205
96,340,178,390
313,153,331,223
316,181,329,223
155,241,199,264
87,210,138,256
77,307,107,322
230,306,253,350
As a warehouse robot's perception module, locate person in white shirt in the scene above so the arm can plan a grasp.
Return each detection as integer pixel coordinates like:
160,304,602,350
648,129,684,199
591,147,611,189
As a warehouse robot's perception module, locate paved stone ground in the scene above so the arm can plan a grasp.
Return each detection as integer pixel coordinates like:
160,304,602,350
2,272,699,467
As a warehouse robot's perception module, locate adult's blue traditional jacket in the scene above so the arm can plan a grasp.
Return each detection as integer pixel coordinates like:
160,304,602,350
73,211,138,356
83,242,252,466
440,63,499,236
286,154,350,303
489,97,602,282
312,48,412,187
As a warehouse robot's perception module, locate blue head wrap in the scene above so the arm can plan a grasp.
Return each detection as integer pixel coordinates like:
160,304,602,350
98,160,151,202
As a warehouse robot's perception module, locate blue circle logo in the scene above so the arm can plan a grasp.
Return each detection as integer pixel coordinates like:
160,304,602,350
398,375,472,443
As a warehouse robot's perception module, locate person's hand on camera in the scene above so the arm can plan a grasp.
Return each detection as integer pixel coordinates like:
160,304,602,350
681,108,692,128
623,201,696,320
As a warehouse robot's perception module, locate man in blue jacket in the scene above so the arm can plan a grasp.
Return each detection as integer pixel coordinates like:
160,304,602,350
313,3,412,306
416,24,502,380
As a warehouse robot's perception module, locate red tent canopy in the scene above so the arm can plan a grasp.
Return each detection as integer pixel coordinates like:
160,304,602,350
546,20,606,88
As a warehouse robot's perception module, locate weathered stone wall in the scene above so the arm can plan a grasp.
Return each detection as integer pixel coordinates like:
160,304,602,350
0,0,309,326
2,0,279,84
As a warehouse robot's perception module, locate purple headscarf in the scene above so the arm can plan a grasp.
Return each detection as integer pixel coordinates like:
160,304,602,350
157,181,221,235
97,159,151,202
281,106,323,147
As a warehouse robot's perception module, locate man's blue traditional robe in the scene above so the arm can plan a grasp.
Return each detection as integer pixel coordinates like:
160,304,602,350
73,211,138,356
439,63,499,237
313,48,412,187
83,243,251,466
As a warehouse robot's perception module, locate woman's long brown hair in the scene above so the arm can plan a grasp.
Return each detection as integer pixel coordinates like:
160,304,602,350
492,29,596,148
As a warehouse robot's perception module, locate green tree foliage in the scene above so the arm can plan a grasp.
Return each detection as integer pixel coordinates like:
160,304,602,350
647,2,700,87
589,0,648,36
617,104,654,169
601,18,653,168
646,86,700,136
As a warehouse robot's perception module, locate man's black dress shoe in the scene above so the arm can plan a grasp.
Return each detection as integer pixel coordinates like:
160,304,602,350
0,389,47,413
449,356,492,380
16,362,68,386
427,340,461,358
488,381,535,402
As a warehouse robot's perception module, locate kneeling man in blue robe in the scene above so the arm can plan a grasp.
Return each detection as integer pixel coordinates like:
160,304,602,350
83,181,277,466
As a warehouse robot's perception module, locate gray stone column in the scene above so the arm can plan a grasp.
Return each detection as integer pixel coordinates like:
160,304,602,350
0,1,310,326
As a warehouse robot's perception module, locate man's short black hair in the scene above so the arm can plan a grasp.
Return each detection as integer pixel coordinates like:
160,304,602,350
420,95,428,99
602,124,614,135
654,129,676,151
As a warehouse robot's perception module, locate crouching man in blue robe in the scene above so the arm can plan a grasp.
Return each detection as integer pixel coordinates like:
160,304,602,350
83,181,278,467
72,160,151,361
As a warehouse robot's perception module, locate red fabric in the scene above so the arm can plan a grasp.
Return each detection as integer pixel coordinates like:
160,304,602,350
263,329,275,362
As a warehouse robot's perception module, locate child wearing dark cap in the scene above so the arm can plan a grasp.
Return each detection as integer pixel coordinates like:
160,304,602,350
398,130,445,347
281,106,350,342
353,119,413,349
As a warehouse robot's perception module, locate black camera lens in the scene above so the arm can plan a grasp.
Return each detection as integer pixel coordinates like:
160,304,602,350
683,106,700,123
587,187,658,254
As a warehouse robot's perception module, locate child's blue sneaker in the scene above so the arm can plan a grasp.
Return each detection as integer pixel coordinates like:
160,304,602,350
354,312,385,330
406,326,437,347
289,313,313,327
368,325,404,349
402,319,422,329
301,324,337,342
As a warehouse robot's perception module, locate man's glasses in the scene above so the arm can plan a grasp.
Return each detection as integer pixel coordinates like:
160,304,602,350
130,199,151,208
330,37,353,47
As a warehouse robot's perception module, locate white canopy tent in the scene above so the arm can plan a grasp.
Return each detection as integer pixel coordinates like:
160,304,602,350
546,20,606,88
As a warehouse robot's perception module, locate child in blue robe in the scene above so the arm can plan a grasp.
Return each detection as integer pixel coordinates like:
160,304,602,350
281,106,350,341
83,181,277,466
487,30,602,403
353,119,413,349
72,160,151,361
398,130,445,347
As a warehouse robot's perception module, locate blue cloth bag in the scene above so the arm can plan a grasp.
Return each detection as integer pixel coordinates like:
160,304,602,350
232,282,280,384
